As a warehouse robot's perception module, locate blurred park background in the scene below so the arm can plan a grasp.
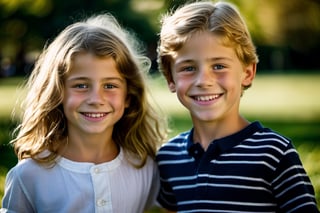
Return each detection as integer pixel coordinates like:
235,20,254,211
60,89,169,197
0,0,320,210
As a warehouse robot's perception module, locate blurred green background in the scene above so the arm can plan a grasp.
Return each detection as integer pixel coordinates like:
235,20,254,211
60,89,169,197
1,0,320,76
0,0,319,210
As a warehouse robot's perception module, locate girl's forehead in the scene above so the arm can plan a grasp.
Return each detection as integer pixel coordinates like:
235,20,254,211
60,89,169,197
67,53,123,78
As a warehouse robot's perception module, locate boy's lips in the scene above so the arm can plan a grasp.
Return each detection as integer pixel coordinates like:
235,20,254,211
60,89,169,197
192,94,222,101
81,112,108,118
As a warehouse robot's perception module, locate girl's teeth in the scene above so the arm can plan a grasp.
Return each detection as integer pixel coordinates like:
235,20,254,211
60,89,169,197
85,113,104,118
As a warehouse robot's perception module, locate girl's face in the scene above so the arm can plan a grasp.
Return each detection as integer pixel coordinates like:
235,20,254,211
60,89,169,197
63,53,129,137
169,31,255,126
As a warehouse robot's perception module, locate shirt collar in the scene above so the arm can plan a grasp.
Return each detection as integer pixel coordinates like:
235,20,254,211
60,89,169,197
187,121,263,157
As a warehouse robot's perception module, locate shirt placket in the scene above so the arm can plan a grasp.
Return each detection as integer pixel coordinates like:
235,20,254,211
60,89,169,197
91,166,112,213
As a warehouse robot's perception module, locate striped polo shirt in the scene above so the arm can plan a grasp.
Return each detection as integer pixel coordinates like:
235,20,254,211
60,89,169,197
156,121,319,212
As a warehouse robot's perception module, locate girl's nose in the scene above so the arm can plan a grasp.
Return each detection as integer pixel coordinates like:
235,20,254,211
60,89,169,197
87,87,104,105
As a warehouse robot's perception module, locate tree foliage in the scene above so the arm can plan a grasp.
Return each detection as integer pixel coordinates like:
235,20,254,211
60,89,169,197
0,0,319,75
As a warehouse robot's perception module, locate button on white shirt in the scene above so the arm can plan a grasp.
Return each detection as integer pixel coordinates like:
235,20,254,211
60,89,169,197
96,199,107,206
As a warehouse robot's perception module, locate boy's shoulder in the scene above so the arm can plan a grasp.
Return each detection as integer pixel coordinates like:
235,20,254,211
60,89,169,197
241,122,295,157
159,130,191,149
250,125,291,145
157,122,293,155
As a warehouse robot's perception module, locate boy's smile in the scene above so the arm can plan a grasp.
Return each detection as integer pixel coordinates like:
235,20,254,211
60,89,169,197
193,94,221,102
169,31,255,128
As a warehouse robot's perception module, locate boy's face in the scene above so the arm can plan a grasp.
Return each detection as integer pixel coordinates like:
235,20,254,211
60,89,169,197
168,31,255,124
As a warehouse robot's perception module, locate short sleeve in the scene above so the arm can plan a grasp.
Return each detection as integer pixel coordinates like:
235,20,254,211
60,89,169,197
157,174,178,211
1,166,34,213
144,159,161,210
272,143,319,212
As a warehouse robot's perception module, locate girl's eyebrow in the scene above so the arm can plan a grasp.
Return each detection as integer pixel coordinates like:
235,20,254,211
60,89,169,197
66,76,88,81
66,76,125,82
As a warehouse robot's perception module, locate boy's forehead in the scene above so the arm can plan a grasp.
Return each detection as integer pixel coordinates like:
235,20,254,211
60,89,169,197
172,32,235,60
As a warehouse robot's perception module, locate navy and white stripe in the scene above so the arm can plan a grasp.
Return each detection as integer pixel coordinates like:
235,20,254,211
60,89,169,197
156,121,319,212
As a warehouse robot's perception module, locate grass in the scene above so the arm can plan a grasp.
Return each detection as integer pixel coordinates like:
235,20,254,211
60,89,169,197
1,73,320,209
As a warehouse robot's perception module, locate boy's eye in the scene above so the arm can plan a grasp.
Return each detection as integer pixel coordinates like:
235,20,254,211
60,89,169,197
213,64,225,70
181,66,195,72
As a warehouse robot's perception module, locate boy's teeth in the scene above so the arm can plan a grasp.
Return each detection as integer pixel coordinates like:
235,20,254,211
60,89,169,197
195,95,219,101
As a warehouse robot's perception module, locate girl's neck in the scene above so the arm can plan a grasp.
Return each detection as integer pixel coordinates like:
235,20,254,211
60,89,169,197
60,135,120,164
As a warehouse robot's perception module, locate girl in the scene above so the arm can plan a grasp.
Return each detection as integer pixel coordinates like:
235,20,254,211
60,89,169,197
1,13,167,212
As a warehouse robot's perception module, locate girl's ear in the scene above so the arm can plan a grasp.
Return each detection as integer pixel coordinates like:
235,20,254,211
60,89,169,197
242,63,256,87
125,96,131,108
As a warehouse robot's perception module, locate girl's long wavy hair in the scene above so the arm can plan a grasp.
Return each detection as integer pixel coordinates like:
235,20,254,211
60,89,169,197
158,1,259,90
11,13,168,168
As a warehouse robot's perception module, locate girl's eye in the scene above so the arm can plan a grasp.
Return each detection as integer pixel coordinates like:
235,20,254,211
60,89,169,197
74,84,88,89
104,84,116,89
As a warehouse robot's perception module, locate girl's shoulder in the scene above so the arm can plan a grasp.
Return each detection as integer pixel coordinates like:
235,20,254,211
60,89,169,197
7,158,46,180
4,158,46,191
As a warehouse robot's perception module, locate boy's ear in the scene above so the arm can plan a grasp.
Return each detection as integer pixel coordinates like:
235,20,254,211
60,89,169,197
242,63,256,87
168,81,176,93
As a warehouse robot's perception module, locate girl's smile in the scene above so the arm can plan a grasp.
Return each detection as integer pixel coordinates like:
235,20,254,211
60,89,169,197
81,112,109,120
63,52,129,138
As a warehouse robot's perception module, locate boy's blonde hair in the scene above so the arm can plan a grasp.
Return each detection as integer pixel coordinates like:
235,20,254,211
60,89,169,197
158,1,259,90
12,13,167,167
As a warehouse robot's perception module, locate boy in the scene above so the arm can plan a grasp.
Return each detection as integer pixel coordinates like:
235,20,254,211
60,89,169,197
156,1,319,212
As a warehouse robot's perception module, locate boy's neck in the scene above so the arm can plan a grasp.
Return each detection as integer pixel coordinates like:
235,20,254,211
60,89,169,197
192,116,249,151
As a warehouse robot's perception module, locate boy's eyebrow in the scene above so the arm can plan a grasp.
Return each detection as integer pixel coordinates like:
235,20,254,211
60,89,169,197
207,57,233,61
174,59,194,65
175,57,233,65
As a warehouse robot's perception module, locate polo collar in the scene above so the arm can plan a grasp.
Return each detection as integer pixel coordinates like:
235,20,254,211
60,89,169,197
187,121,263,158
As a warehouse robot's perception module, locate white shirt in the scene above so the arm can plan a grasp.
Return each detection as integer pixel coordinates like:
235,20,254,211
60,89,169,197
1,148,159,213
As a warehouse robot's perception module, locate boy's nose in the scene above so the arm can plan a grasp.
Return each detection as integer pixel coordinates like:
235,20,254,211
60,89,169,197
195,68,214,87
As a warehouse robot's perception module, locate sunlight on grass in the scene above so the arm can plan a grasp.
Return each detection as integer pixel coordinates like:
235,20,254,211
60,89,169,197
296,144,320,204
0,167,7,200
0,78,26,119
240,74,320,121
